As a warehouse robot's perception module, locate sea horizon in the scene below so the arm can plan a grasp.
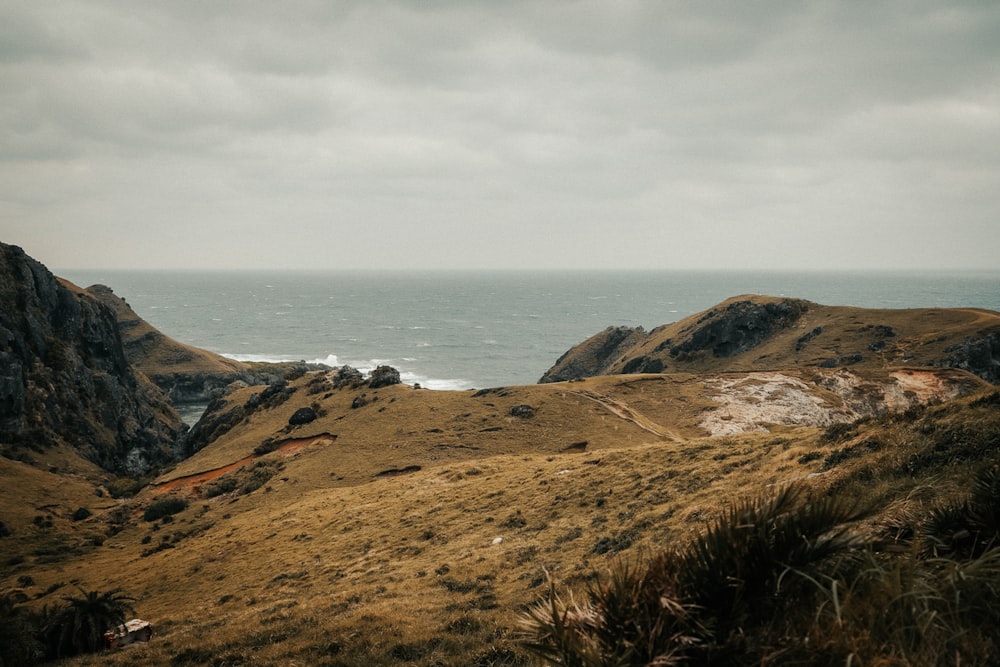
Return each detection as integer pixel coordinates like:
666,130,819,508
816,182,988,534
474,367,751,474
56,267,1000,397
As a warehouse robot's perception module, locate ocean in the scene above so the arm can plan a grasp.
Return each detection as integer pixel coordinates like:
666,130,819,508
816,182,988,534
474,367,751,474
58,269,1000,392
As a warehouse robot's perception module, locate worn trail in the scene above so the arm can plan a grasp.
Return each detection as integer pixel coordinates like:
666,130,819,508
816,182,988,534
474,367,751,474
569,390,684,442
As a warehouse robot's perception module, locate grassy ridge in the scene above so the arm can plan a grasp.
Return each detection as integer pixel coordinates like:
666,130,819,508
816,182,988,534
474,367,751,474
3,383,999,665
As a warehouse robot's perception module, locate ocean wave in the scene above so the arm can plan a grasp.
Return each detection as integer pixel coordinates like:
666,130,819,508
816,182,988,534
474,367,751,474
399,371,474,391
309,354,341,367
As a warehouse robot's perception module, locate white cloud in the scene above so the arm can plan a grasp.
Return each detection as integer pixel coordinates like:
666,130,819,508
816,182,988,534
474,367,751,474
2,0,998,270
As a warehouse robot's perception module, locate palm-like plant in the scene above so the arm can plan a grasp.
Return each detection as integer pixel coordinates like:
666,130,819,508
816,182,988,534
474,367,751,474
522,484,871,665
923,465,1000,558
49,587,135,656
670,484,869,638
521,562,704,667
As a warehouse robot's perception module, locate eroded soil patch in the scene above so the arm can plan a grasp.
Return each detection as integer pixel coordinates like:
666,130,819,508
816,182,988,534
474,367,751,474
152,434,336,496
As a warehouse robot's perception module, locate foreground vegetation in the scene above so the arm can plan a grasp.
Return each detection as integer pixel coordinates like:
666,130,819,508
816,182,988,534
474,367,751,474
0,587,134,665
523,467,1000,665
521,392,1000,666
2,388,999,666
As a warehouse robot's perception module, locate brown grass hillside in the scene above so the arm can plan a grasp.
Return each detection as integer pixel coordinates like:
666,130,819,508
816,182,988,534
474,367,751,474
3,366,1000,665
4,286,1000,665
157,367,986,488
541,294,1000,382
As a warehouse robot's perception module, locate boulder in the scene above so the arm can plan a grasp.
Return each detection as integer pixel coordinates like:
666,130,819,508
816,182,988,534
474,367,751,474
288,406,317,426
332,365,364,388
368,365,401,388
509,404,535,419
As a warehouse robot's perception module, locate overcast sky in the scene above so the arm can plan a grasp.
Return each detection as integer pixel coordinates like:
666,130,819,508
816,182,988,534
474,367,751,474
2,1,998,271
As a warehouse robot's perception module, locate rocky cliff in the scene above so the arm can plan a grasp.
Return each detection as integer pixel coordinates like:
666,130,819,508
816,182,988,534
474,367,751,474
86,284,329,407
0,244,183,474
541,295,1000,383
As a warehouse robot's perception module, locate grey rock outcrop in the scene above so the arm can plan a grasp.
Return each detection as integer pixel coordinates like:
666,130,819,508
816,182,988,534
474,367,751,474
368,365,401,388
288,406,318,426
940,333,1000,384
539,325,646,383
0,243,183,474
332,365,364,388
664,298,808,361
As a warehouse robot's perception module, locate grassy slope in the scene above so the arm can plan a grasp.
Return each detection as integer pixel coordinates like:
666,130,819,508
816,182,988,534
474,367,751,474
553,294,1000,377
4,372,999,665
0,449,113,573
3,294,1000,665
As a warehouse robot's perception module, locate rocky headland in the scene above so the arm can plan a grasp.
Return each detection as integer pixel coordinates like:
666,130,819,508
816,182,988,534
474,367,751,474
86,283,328,406
0,244,181,474
540,294,1000,383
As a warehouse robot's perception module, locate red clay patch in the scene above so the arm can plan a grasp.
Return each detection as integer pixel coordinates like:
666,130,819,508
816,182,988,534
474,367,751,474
153,434,336,496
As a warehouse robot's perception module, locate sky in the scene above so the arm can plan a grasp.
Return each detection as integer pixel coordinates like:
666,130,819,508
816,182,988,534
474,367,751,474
1,1,998,271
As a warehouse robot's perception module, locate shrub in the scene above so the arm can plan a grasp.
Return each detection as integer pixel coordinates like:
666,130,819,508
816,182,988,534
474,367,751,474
46,587,136,657
143,496,188,522
590,529,638,555
240,461,280,495
522,484,871,665
204,476,239,498
668,485,867,637
253,438,280,456
106,476,148,499
0,592,46,665
922,465,1000,558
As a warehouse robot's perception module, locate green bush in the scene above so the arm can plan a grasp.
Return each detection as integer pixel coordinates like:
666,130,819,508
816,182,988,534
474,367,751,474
106,476,148,499
143,496,188,522
204,476,239,498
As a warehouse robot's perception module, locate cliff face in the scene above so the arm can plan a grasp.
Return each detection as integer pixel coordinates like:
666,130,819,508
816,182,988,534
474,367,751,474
540,325,648,384
86,284,254,404
541,295,1000,384
0,244,183,474
86,284,325,405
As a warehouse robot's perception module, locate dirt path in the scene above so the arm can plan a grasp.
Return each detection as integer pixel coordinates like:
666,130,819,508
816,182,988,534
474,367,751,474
152,434,336,496
569,390,684,442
